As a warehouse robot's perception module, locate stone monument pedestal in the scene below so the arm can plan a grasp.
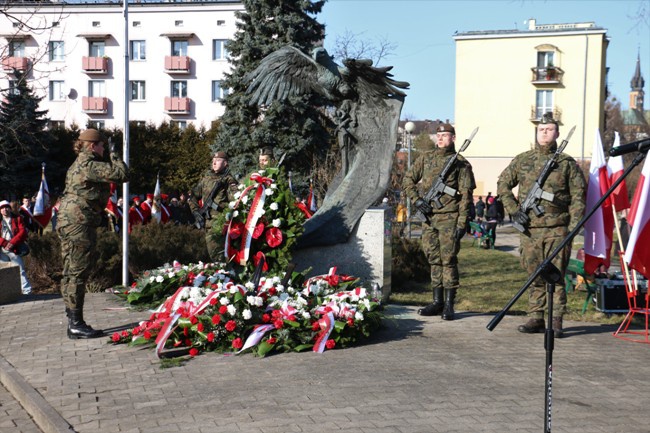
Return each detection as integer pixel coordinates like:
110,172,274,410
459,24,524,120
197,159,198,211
0,262,22,304
293,208,391,302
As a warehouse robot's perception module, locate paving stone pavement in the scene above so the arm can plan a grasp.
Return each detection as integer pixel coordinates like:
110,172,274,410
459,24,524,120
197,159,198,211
1,291,648,433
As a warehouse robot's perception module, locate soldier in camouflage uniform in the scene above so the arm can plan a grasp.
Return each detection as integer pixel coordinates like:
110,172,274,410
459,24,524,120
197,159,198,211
189,151,237,261
58,129,129,339
497,115,586,338
402,123,476,320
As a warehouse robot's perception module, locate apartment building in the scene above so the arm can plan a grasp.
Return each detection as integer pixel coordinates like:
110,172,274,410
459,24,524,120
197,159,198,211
0,0,244,130
454,19,609,195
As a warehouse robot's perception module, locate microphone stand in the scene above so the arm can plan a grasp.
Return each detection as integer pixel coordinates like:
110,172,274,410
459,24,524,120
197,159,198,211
487,150,647,433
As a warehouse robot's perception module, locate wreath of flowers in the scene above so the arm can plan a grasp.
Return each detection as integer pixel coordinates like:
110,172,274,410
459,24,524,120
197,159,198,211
110,265,383,358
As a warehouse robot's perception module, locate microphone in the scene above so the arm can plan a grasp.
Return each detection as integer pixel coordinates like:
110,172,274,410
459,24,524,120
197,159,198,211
609,137,650,157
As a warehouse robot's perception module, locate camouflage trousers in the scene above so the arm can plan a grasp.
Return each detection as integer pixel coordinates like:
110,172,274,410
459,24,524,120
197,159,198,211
421,213,461,290
519,226,571,318
58,223,97,310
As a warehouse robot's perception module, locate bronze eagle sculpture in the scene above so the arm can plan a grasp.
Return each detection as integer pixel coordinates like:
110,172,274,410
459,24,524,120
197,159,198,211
245,45,409,247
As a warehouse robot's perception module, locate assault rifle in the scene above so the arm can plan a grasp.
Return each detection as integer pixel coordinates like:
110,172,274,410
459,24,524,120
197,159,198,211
512,125,576,234
416,127,479,223
194,176,225,229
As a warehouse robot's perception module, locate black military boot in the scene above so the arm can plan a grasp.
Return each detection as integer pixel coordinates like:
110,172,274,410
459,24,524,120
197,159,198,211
442,289,456,321
552,317,564,338
418,287,444,316
517,318,545,334
67,308,103,339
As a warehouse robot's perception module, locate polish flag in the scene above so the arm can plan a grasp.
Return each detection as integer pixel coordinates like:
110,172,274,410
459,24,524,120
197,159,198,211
32,165,52,229
606,132,630,211
623,156,650,279
583,130,613,274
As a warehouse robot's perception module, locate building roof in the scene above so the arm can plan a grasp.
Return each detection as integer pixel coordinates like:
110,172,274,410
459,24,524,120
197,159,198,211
454,19,607,40
622,109,650,126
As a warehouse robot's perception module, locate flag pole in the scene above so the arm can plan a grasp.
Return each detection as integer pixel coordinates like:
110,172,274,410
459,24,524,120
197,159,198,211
121,0,130,287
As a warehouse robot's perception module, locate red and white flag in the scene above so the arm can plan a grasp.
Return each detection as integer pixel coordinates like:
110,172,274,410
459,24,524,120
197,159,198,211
152,175,162,223
623,156,650,279
32,164,52,229
306,181,317,213
583,130,613,274
606,132,631,211
105,182,119,218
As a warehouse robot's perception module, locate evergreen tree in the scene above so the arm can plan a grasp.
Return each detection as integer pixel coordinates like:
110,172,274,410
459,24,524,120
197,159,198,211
0,70,53,199
214,0,332,195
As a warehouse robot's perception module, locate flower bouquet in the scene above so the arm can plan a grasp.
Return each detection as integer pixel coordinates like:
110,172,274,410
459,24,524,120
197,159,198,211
110,266,384,358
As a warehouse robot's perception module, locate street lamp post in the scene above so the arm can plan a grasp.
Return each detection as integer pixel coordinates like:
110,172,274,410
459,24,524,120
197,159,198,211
404,121,415,238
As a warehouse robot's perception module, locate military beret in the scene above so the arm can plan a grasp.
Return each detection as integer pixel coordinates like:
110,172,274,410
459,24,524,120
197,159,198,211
436,123,455,134
214,151,228,160
540,113,558,126
259,147,274,157
78,128,105,142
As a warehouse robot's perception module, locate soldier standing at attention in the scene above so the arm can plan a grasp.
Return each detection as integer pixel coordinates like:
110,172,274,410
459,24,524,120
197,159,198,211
57,129,129,339
189,151,237,261
403,123,475,320
497,115,585,338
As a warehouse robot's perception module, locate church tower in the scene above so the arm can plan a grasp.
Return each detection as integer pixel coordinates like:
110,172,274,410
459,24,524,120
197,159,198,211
629,53,645,111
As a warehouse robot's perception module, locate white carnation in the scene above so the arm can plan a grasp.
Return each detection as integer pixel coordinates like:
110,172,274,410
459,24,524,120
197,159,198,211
242,309,252,320
272,218,281,227
219,297,230,305
355,311,364,321
234,191,242,199
233,210,239,218
265,188,274,196
155,275,164,283
269,202,279,211
242,195,249,204
301,311,311,319
227,304,237,316
271,183,278,189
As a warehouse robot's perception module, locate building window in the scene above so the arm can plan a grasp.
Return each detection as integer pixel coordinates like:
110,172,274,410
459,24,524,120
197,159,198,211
48,41,65,62
9,41,25,57
130,40,146,61
212,39,228,60
537,51,555,68
171,80,187,98
130,80,146,101
172,40,188,57
89,41,105,57
170,120,187,130
175,20,184,27
535,90,553,119
211,80,229,101
88,120,105,129
7,80,19,96
217,20,225,26
132,21,141,27
89,80,106,97
49,81,66,101
92,21,101,28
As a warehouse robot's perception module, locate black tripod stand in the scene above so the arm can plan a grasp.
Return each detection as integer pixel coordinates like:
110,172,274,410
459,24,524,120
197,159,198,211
487,147,648,433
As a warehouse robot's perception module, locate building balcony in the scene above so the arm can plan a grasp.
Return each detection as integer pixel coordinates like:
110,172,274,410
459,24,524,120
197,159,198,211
531,66,564,84
164,56,191,74
164,97,191,113
1,56,29,72
530,106,562,124
82,56,109,74
82,96,109,113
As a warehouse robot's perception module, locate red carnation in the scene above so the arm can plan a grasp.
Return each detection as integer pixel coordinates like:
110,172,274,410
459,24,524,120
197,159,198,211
209,297,217,305
111,333,120,342
311,321,320,331
207,332,215,342
212,314,221,325
262,314,271,323
184,339,192,346
183,327,189,336
347,318,355,327
325,339,336,349
121,330,129,337
225,320,237,332
228,221,245,239
232,338,243,349
252,221,265,239
271,309,281,319
273,318,284,329
197,322,204,332
267,337,277,345
189,347,199,357
143,331,152,340
265,227,283,248
268,287,277,296
190,316,198,325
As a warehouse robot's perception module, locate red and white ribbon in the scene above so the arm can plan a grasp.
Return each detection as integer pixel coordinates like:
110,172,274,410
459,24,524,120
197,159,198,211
313,311,335,353
239,324,275,353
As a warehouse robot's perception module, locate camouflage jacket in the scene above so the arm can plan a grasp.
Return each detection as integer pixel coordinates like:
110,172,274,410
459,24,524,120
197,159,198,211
58,149,129,228
497,143,586,230
402,146,476,229
189,168,237,221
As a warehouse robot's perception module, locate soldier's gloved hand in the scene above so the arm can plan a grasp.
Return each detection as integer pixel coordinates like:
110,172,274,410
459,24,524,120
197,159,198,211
454,227,465,241
414,198,433,215
512,210,530,227
193,211,205,229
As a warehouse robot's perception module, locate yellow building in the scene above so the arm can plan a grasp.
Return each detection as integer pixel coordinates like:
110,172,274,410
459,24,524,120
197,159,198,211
454,19,608,196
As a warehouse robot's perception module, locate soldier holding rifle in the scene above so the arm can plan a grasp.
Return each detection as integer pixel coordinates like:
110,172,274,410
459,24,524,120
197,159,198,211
403,123,476,320
497,114,585,337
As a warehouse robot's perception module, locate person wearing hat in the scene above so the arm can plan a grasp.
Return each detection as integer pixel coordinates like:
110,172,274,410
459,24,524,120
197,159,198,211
258,146,276,170
57,128,129,338
402,122,476,321
0,199,33,295
159,194,171,224
139,193,154,224
497,114,586,338
189,151,237,260
128,197,145,233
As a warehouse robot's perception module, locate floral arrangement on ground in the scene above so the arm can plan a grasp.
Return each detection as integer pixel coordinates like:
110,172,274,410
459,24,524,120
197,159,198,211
110,261,384,358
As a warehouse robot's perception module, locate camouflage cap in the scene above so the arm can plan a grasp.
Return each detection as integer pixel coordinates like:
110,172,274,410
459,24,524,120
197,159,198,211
540,112,559,126
259,147,274,157
436,123,455,134
78,128,105,142
214,151,228,160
